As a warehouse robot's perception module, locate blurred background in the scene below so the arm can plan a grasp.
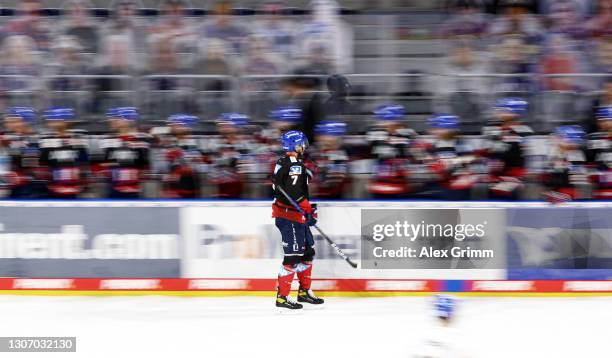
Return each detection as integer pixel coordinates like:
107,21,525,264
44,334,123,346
0,0,611,200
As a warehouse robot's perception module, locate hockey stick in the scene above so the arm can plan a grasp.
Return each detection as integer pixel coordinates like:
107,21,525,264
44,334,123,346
276,185,358,269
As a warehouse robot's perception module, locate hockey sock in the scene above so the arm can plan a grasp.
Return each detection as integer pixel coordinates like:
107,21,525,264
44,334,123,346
296,262,313,290
277,264,296,296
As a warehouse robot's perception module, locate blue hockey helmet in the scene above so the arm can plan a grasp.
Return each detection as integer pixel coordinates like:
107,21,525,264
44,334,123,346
44,107,74,121
555,125,585,145
373,104,405,120
494,97,528,116
168,114,198,127
315,121,347,136
433,294,456,319
269,106,302,123
428,114,460,130
596,106,612,121
106,107,133,118
281,130,309,152
5,106,36,122
116,107,139,121
106,107,122,118
219,112,250,127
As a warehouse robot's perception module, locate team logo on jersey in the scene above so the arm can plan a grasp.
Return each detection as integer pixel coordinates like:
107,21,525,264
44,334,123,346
289,166,302,175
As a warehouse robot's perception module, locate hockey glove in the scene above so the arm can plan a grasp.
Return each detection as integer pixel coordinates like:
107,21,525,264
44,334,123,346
305,213,317,227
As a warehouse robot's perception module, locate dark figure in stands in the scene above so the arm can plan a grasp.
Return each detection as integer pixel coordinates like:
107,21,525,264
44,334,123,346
324,74,353,116
280,74,325,144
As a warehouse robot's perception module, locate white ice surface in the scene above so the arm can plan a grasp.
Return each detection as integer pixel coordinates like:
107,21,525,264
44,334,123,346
0,295,609,358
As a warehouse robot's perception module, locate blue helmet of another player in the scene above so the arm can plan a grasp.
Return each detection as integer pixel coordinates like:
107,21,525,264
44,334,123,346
168,114,198,127
315,121,347,136
218,112,250,127
5,107,36,122
281,130,309,152
493,97,528,116
373,104,405,120
269,106,302,123
433,294,456,319
555,125,585,145
44,107,75,121
596,106,612,121
106,107,119,118
428,114,460,130
116,107,139,121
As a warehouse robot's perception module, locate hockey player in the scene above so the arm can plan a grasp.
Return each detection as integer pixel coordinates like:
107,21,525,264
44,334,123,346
542,125,589,201
254,107,304,198
160,114,207,198
105,107,122,132
3,107,36,135
266,106,303,144
98,107,150,198
481,97,534,199
2,107,47,198
253,107,303,165
587,107,612,199
414,114,480,200
414,294,464,358
366,104,416,198
209,112,255,198
272,130,324,310
434,294,456,323
39,108,89,198
309,121,350,198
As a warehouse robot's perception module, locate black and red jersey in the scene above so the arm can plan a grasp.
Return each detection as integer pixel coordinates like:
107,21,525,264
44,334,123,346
38,131,89,197
159,136,208,198
272,154,313,223
308,146,349,199
99,133,150,196
481,122,534,176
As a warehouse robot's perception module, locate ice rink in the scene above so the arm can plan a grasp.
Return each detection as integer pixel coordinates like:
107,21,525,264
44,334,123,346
0,294,609,358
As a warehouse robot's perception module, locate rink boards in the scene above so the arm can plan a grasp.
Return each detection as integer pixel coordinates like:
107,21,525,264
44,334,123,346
0,278,611,296
0,200,610,296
